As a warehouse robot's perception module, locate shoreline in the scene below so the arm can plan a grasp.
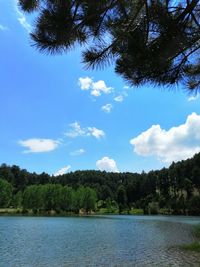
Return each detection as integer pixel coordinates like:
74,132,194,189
179,224,200,252
0,208,200,217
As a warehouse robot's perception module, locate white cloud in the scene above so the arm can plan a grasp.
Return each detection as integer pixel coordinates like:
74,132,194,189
65,122,105,139
78,77,113,97
130,113,200,163
91,89,101,97
78,77,93,90
0,24,9,31
114,95,124,102
15,1,31,32
96,156,119,172
188,94,199,101
19,138,60,153
88,127,105,139
65,122,86,138
123,85,130,90
70,148,85,156
92,80,113,96
102,104,113,113
54,165,71,176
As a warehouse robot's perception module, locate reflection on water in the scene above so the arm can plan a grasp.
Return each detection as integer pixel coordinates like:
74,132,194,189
0,215,199,267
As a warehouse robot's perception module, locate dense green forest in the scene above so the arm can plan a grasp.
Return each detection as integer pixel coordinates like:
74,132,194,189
1,152,200,215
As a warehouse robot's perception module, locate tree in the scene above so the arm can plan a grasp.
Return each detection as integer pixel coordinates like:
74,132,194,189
23,185,45,211
75,187,97,212
12,191,23,208
0,178,13,208
117,185,127,213
60,186,73,211
82,187,97,212
43,184,63,211
188,195,200,215
183,178,193,199
19,0,200,90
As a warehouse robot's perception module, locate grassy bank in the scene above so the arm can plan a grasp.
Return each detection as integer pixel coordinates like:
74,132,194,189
0,208,145,216
181,242,200,252
0,208,92,216
180,224,200,252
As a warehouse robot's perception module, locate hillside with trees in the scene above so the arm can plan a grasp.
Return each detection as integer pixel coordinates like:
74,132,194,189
0,152,200,215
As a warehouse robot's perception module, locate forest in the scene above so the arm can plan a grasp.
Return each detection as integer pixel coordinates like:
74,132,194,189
0,152,200,215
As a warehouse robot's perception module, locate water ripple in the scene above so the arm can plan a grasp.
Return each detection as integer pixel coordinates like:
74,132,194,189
0,215,199,267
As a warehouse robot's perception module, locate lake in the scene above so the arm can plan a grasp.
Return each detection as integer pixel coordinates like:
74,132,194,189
0,215,200,267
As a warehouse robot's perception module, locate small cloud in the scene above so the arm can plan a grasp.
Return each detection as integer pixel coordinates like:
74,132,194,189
91,89,101,97
130,112,200,163
78,77,113,97
188,94,199,101
78,77,93,90
54,165,71,176
15,1,31,32
123,85,130,90
96,156,119,172
65,122,86,138
65,122,105,139
114,95,124,102
19,138,60,153
0,24,9,31
92,80,113,96
88,127,105,139
70,148,85,156
101,104,113,113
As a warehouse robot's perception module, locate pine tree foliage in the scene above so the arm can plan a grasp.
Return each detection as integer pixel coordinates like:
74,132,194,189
19,0,200,89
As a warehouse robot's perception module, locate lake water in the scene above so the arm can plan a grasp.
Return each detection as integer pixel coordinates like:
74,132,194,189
0,215,200,267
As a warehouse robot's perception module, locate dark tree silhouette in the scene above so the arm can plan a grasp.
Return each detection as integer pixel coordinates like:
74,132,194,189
19,0,200,90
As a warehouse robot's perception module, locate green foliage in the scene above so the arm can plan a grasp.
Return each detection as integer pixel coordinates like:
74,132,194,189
117,185,127,213
180,224,200,252
0,178,13,208
180,242,200,252
75,187,97,212
1,152,200,214
23,185,45,210
188,195,200,215
12,191,22,208
21,184,96,213
18,0,200,90
129,208,143,215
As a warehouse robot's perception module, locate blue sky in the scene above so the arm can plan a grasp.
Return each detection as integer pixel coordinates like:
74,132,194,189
1,0,200,175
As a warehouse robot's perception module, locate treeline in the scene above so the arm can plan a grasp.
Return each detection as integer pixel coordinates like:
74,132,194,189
0,181,96,214
0,152,200,215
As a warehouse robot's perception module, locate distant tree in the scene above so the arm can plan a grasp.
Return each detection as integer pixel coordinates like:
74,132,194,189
75,187,97,212
0,178,13,208
19,0,200,90
183,178,193,199
12,191,23,208
60,186,73,211
23,185,45,211
43,184,62,211
192,166,200,193
83,187,97,212
117,185,127,213
157,168,170,197
0,164,14,185
188,195,200,215
99,185,113,201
